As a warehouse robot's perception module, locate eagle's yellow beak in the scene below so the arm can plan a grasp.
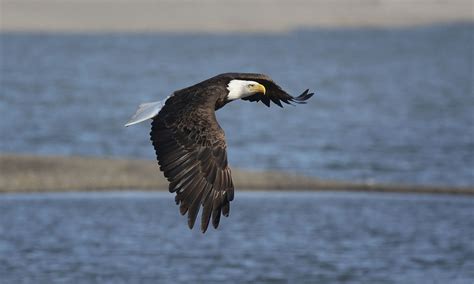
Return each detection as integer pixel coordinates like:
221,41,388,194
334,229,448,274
251,83,266,95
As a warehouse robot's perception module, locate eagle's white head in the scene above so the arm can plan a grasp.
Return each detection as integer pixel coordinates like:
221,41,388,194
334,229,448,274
226,80,266,100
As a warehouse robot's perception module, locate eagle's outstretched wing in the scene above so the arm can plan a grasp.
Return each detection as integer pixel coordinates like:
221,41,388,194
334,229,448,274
150,94,234,233
242,78,314,107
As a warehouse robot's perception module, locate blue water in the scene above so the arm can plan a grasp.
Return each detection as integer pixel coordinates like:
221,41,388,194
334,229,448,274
0,23,473,187
0,191,473,283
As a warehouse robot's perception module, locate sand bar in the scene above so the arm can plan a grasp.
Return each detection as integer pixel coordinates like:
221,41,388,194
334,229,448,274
1,154,472,194
1,0,473,33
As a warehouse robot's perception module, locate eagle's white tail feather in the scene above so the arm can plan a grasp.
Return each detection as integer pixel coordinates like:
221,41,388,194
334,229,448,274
125,97,169,127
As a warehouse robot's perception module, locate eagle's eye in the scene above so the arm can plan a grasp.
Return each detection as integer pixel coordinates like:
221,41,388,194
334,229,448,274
248,84,254,87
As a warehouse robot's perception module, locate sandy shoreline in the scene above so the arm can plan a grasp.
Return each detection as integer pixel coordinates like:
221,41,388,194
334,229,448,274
1,0,472,33
1,154,472,195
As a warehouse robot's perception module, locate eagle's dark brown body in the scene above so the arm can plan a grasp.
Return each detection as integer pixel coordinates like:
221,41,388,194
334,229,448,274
144,73,313,232
151,90,231,233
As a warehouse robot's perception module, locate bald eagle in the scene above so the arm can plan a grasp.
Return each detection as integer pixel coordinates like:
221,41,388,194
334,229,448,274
126,73,314,232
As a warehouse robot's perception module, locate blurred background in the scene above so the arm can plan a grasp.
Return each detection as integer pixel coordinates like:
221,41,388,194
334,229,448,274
1,0,473,283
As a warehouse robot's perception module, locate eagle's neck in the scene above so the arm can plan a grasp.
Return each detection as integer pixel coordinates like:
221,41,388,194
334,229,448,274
215,96,230,111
